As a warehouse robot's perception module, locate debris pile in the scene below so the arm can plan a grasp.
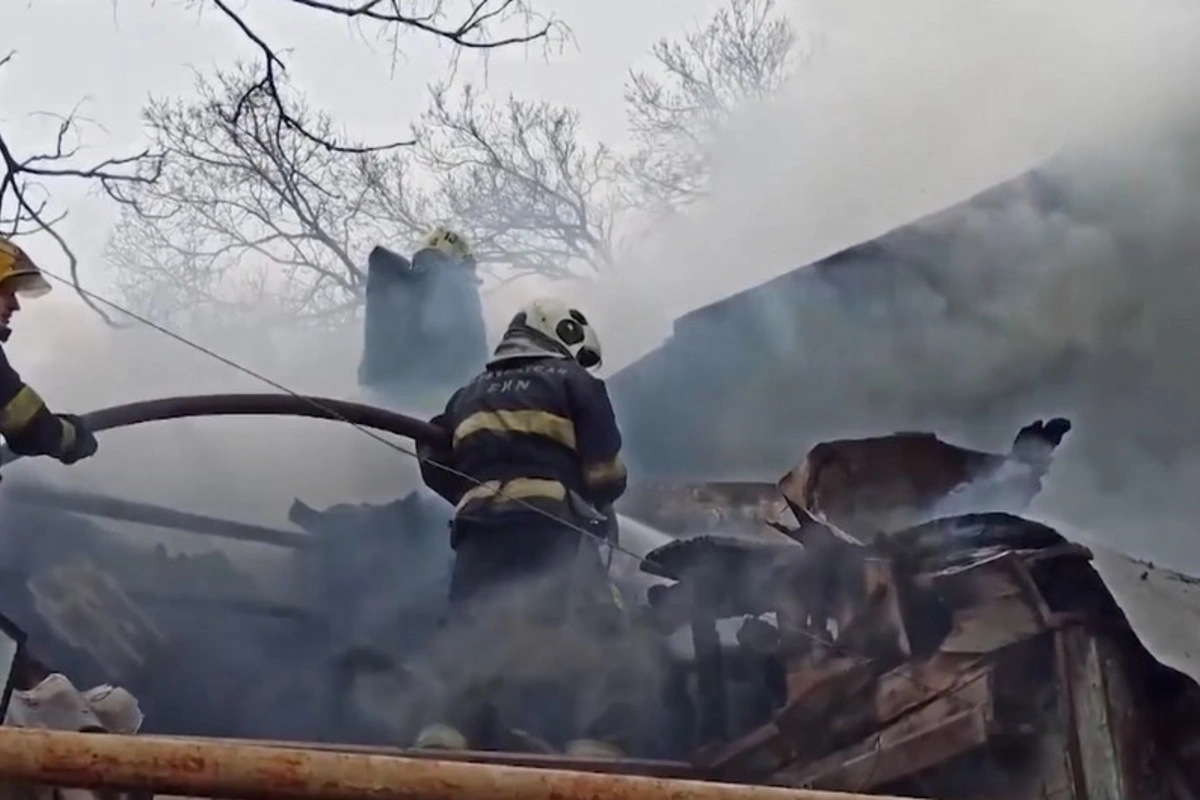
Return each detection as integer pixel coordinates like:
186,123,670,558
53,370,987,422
3,409,1200,799
623,418,1200,798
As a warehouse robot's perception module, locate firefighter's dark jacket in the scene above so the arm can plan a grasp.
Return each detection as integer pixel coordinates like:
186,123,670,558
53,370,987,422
419,355,628,523
0,344,78,459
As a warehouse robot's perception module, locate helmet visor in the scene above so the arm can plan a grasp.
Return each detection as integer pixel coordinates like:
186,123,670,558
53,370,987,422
0,270,52,298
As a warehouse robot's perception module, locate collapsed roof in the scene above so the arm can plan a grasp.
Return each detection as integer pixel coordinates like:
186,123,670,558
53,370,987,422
608,169,1074,479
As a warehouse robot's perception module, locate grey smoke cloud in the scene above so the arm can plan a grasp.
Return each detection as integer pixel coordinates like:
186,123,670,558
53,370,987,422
3,0,1200,743
589,0,1200,576
6,0,1199,593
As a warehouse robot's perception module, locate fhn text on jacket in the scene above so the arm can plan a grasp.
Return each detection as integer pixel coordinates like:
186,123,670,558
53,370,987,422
357,226,488,411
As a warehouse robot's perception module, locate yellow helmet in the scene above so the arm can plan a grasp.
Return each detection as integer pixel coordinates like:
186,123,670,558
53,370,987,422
416,225,475,265
0,238,52,298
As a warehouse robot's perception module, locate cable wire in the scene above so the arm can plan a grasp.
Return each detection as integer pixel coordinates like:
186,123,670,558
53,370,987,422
33,269,661,570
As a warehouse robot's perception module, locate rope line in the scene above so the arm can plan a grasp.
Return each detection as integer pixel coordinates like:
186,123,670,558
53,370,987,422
33,269,660,569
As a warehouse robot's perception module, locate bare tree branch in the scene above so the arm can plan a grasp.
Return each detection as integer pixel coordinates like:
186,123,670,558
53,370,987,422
414,83,618,280
208,0,566,152
3,0,565,327
109,68,615,326
0,50,163,324
622,0,798,214
102,0,798,325
280,0,556,48
106,65,426,326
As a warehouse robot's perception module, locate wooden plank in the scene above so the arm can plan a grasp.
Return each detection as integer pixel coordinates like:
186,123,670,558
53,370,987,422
27,560,166,680
782,559,909,706
851,560,911,660
709,653,993,782
1058,627,1129,800
779,670,994,792
802,708,989,792
1005,552,1054,623
786,658,862,706
926,552,1026,607
704,660,878,778
940,593,1045,655
1027,727,1079,800
874,654,987,723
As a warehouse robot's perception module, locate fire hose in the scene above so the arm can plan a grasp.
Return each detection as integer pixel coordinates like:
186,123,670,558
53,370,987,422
0,393,450,467
0,391,630,565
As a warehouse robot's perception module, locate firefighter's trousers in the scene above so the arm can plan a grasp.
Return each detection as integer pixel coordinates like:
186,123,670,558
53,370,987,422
418,516,634,752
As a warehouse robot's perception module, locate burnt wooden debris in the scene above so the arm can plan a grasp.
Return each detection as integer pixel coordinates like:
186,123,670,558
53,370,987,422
641,510,1200,798
5,423,1200,799
631,425,1200,799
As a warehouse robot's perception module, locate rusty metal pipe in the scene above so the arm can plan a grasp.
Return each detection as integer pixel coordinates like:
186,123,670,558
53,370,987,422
154,734,698,778
0,728,917,800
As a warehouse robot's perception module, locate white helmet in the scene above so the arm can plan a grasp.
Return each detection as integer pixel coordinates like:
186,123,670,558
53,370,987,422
496,297,602,370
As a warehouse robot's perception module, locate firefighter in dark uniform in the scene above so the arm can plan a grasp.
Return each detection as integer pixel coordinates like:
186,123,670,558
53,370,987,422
357,225,488,412
413,297,630,758
0,238,99,467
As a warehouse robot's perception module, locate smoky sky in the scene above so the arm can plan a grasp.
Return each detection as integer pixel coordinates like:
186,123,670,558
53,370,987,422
3,0,1200,610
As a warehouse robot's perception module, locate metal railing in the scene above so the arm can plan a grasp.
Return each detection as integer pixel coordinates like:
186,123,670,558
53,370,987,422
0,728,918,800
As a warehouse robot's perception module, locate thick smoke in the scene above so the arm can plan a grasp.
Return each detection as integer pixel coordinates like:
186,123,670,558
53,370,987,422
0,288,693,746
5,0,1200,747
600,0,1200,575
0,304,446,739
9,306,417,518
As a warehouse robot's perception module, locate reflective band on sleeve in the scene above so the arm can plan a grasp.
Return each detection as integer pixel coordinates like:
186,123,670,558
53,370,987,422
59,417,76,456
453,410,577,450
584,458,627,488
455,478,568,513
0,384,46,435
609,582,625,611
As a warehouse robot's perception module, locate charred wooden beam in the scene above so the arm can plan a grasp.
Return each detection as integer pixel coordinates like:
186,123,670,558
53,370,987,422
703,659,879,780
1054,625,1158,800
693,614,729,745
0,727,923,800
776,669,996,791
27,559,167,681
4,483,311,549
0,568,314,623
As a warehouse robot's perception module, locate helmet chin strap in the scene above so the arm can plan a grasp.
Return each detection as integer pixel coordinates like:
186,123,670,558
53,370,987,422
490,328,572,363
517,326,575,358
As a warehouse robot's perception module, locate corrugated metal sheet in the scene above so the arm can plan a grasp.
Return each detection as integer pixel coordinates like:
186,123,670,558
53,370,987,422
1090,544,1200,685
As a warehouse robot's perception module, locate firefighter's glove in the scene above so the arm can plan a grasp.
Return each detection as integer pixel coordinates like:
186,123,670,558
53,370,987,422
57,414,98,465
1042,417,1072,446
1017,417,1073,449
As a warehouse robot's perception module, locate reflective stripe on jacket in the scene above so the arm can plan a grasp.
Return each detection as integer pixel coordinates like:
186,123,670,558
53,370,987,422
420,355,627,523
0,344,72,459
